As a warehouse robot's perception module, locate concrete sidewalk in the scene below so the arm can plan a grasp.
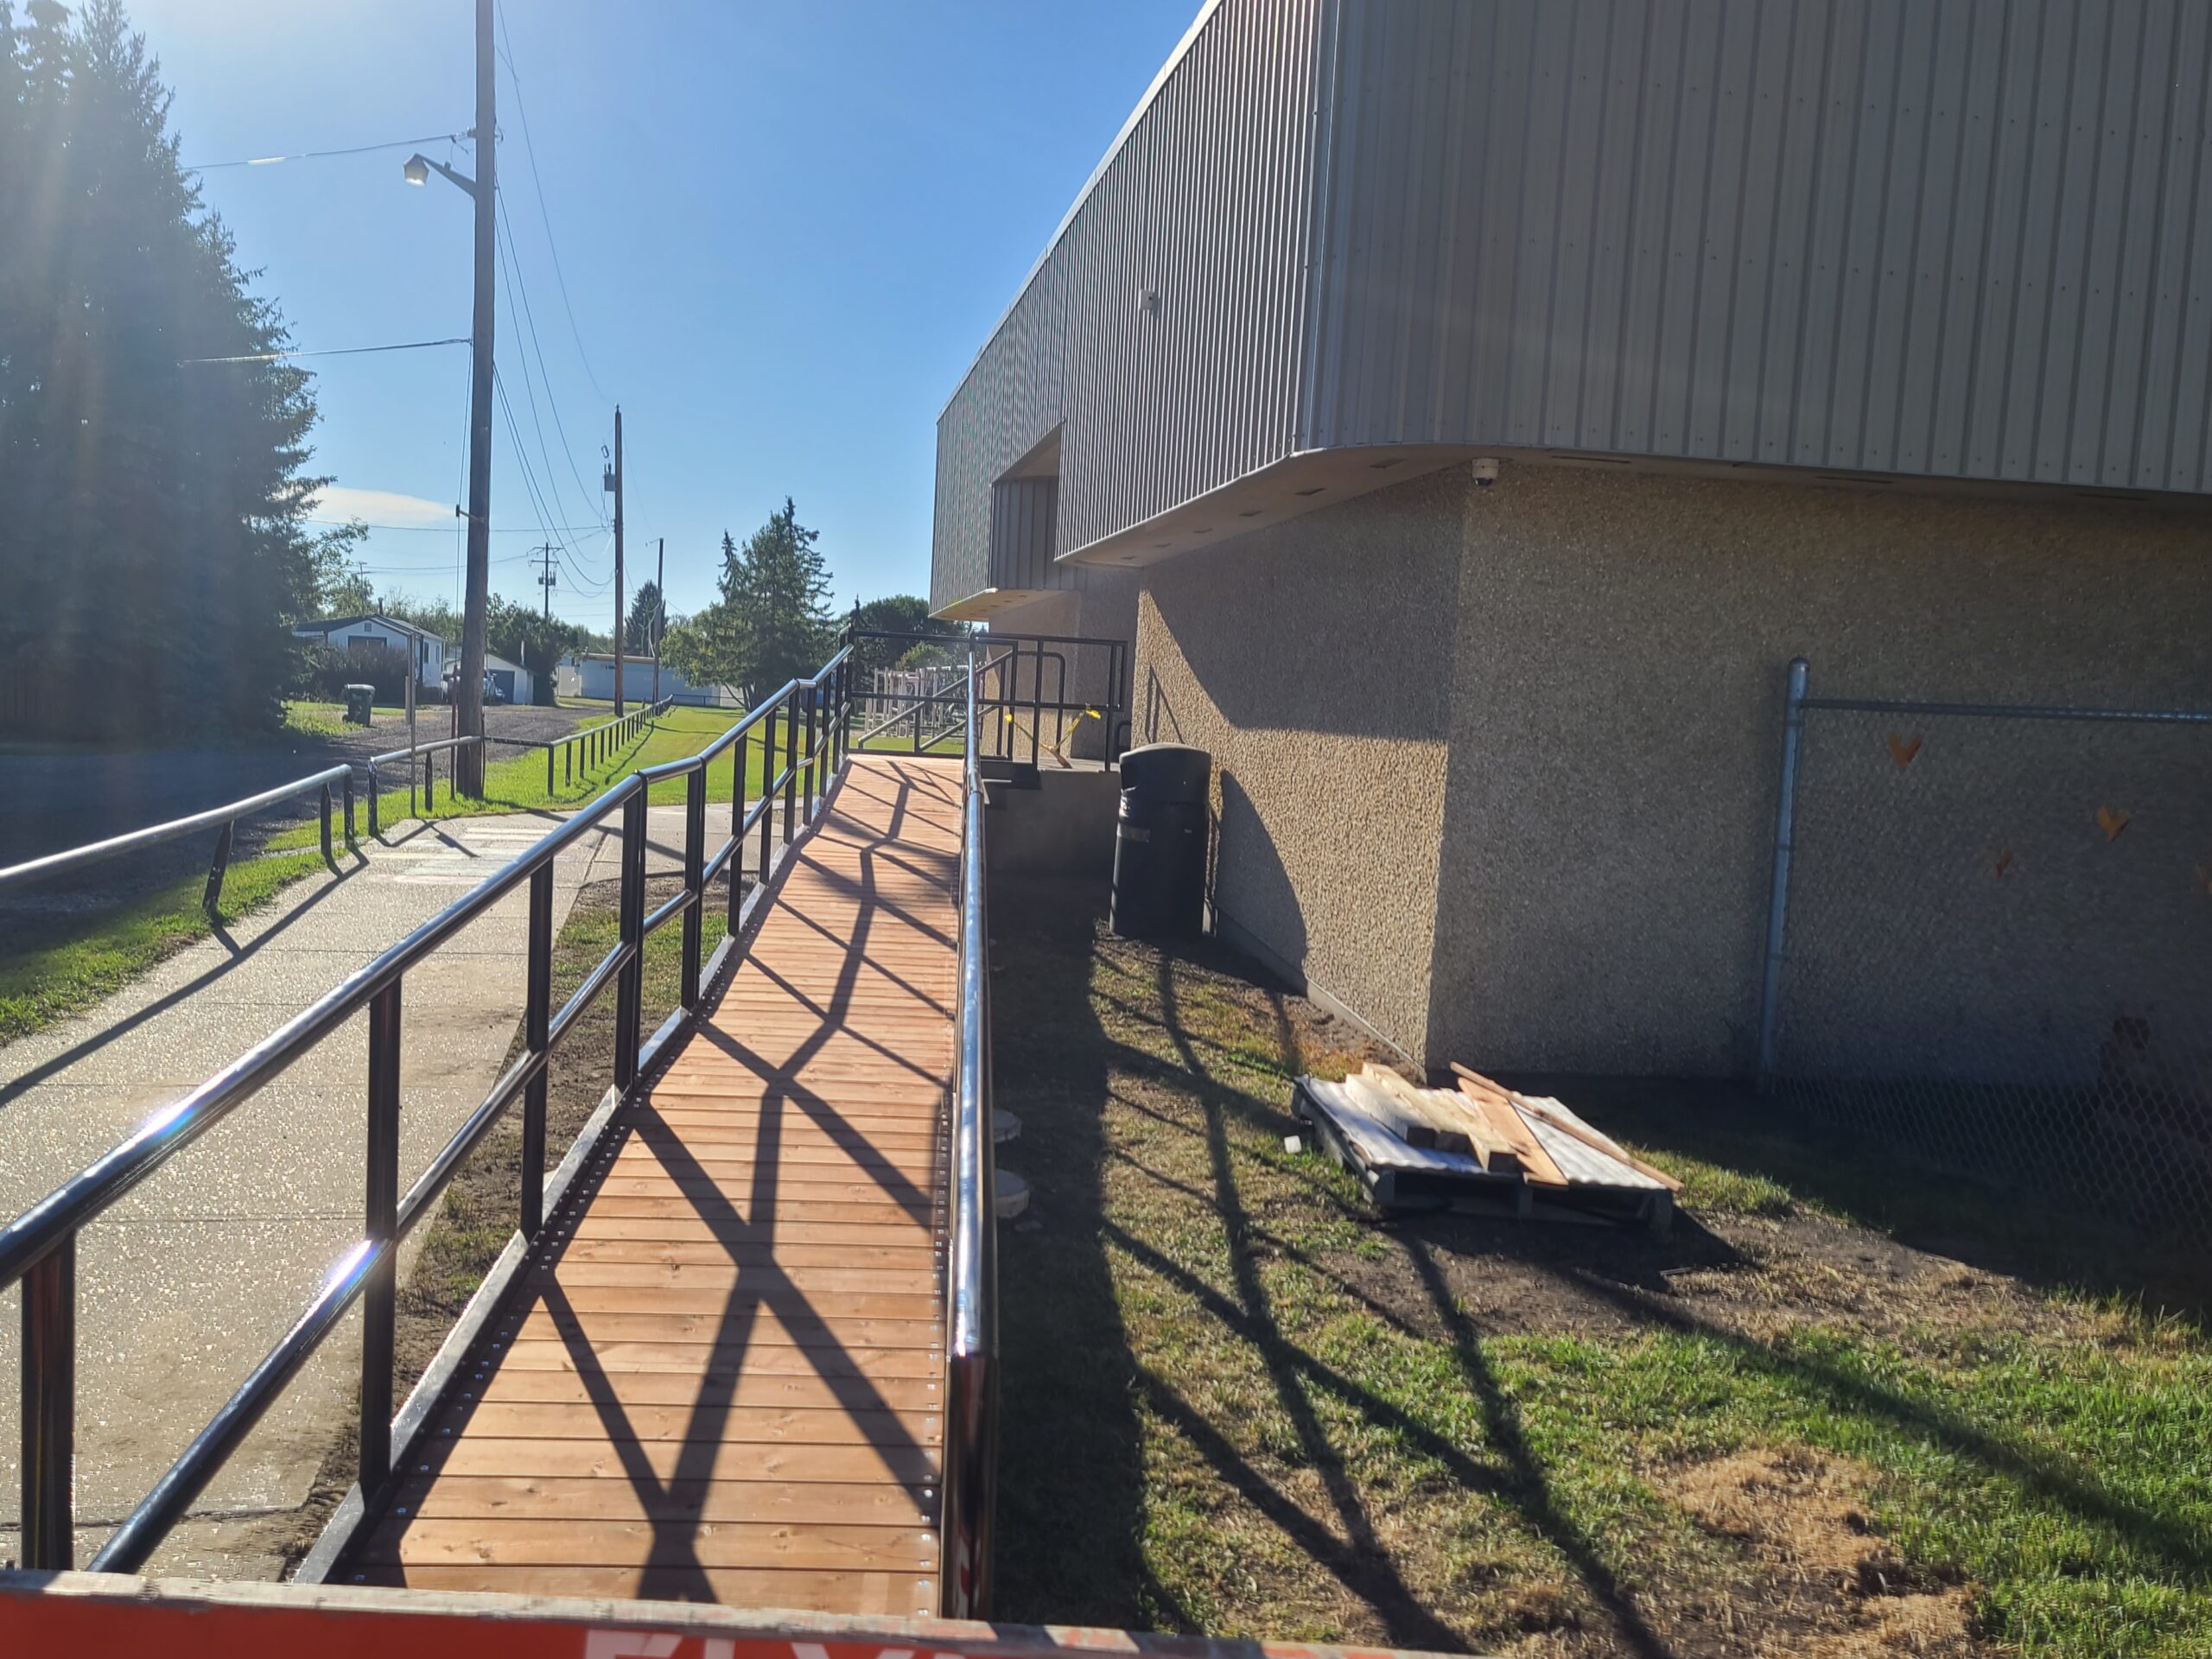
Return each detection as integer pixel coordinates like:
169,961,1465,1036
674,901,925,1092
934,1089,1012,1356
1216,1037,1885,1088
0,801,759,1577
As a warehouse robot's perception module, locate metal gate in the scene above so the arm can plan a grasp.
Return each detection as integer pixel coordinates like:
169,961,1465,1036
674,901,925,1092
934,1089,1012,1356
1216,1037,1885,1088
1758,659,2212,1248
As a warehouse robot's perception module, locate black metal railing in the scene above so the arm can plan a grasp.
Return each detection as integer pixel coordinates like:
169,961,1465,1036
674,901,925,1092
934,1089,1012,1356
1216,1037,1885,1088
360,697,677,834
0,654,852,1572
849,628,1128,766
0,764,356,918
939,645,999,1617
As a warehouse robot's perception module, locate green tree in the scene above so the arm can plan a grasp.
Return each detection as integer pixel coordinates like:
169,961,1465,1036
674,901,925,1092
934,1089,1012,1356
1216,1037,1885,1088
486,597,582,707
308,519,377,617
0,0,328,741
849,594,967,681
669,505,836,703
626,579,665,654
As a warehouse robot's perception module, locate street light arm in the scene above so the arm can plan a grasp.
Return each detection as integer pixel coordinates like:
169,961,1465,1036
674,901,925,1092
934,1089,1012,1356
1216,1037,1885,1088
405,153,479,200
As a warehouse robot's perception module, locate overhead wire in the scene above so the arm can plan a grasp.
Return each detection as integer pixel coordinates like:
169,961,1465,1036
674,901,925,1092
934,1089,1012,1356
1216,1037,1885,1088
493,207,606,531
182,131,466,172
496,3,613,406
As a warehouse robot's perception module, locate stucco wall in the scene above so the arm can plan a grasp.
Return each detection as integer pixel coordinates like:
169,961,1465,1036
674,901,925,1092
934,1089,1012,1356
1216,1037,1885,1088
1130,456,2209,1078
1430,462,2212,1077
1135,469,1470,1055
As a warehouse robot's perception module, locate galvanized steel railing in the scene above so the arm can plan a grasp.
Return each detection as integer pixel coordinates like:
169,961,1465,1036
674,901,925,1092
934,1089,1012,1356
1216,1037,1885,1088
0,764,356,918
938,644,999,1617
0,650,852,1573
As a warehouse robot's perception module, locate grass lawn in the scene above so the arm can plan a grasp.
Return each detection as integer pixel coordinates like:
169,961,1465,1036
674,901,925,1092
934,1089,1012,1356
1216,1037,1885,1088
363,702,808,826
991,879,2212,1657
0,847,330,1045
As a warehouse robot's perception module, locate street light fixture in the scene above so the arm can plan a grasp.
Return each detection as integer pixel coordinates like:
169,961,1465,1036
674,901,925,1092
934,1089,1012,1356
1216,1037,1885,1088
402,154,429,188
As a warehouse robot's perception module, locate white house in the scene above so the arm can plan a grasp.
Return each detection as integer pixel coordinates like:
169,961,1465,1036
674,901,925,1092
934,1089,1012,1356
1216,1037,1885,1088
556,653,736,708
482,649,534,707
294,613,449,691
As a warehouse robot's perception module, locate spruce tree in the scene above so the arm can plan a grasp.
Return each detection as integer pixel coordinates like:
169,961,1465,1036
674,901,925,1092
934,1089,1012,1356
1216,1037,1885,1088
0,0,327,740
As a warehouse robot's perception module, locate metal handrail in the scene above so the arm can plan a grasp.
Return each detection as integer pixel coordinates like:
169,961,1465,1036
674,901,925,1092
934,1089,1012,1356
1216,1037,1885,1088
939,644,999,1617
1,645,859,1573
0,763,356,917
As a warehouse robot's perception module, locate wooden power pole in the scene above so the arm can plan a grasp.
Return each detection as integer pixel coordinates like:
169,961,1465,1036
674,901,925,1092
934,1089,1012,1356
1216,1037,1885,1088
454,0,497,795
608,408,625,717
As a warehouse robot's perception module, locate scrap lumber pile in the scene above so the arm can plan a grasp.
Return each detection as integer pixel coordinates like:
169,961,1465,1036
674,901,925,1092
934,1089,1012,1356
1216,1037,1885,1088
1293,1063,1681,1230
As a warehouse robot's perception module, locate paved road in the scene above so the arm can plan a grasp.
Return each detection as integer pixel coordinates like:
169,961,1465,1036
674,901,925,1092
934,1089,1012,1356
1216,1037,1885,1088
0,800,755,1578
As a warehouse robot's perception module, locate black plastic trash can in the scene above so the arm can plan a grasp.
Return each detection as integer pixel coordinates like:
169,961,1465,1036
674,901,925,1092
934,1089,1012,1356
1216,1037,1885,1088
343,683,375,726
1111,743,1211,938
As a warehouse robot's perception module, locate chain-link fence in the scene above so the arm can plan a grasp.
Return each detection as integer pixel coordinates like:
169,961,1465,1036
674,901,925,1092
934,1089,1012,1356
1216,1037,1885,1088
1758,662,2212,1249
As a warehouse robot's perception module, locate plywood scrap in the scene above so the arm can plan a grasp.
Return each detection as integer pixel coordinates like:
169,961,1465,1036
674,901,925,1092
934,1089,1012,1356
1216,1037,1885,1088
1452,1083,1568,1187
1451,1064,1684,1193
1360,1065,1532,1174
1339,1073,1448,1151
1358,1065,1473,1155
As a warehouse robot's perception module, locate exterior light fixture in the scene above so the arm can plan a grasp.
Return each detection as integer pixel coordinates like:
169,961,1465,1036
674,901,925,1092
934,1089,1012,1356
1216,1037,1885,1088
403,155,429,187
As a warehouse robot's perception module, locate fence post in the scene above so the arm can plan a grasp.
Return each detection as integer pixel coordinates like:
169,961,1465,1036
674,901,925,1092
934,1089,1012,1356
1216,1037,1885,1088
614,788,646,1090
547,742,555,798
1756,658,1810,1090
203,820,235,918
342,772,355,846
681,766,705,1011
802,686,817,819
758,721,775,882
320,783,334,867
360,979,402,1496
731,731,748,932
19,1234,76,1569
782,693,799,842
521,864,553,1236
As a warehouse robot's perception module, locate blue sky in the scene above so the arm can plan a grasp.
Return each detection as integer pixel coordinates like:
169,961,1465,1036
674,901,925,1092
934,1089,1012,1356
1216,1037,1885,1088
125,0,1198,628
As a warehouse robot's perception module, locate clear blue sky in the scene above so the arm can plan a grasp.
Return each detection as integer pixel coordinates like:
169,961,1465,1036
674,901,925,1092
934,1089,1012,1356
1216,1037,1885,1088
124,0,1198,630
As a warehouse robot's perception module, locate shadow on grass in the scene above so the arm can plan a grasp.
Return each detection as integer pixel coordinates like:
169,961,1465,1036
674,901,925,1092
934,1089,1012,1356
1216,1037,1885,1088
1503,1073,2212,1323
988,874,1191,1632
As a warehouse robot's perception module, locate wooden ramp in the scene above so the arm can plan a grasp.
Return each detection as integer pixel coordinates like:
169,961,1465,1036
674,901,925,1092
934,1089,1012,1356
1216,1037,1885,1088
347,755,965,1615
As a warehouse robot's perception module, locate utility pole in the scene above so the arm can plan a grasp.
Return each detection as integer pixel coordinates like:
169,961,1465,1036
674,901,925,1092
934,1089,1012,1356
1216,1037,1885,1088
607,408,625,717
455,0,496,795
653,537,664,703
535,543,556,620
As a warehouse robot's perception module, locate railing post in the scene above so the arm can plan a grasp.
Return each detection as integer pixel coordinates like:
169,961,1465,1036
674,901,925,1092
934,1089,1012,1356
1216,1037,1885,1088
521,864,553,1236
320,783,334,867
802,685,818,820
342,772,355,846
781,693,799,843
203,820,234,919
1756,658,1810,1090
681,765,705,1011
614,788,646,1090
20,1234,77,1570
368,762,381,837
757,721,775,880
731,730,749,932
547,741,555,798
360,979,402,1496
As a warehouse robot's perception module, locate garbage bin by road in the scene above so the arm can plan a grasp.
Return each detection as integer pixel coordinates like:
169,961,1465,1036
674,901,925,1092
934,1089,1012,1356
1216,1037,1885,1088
1110,742,1211,938
343,684,375,726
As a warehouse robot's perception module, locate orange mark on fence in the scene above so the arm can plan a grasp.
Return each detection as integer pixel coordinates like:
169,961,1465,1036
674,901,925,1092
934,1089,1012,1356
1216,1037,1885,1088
1886,732,1923,771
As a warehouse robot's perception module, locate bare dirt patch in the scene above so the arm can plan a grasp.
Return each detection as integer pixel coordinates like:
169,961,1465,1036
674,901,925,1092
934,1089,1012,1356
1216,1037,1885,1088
1653,1449,1984,1658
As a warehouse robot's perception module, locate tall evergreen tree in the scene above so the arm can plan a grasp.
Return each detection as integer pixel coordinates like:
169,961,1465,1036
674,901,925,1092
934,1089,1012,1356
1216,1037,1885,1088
626,580,665,653
664,505,836,703
0,0,327,740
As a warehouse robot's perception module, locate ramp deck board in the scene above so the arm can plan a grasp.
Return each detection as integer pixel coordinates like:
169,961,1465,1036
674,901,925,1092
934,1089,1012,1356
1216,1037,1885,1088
345,756,963,1614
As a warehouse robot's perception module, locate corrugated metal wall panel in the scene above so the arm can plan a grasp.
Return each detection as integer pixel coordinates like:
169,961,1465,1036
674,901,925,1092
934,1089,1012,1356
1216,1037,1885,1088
988,476,1060,591
1306,0,2212,495
936,0,2212,613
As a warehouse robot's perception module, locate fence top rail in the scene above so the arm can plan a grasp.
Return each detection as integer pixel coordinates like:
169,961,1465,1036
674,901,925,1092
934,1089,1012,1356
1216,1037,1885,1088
0,767,647,1291
632,650,855,786
0,762,356,893
1798,694,2210,724
366,734,482,767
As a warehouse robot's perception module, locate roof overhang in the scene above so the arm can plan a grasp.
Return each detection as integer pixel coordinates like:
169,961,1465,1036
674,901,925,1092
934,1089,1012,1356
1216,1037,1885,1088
932,588,1058,623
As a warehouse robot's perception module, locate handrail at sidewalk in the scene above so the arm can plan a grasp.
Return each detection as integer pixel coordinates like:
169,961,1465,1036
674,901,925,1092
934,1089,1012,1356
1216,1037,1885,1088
0,763,356,916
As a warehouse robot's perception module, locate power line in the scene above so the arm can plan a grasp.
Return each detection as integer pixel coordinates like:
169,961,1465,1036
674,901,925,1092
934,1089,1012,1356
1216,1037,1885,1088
180,337,469,365
304,517,607,534
183,130,465,173
493,209,606,530
497,3,611,405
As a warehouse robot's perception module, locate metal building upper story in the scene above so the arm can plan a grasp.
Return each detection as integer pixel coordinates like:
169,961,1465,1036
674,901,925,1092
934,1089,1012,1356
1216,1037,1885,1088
931,0,2212,619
